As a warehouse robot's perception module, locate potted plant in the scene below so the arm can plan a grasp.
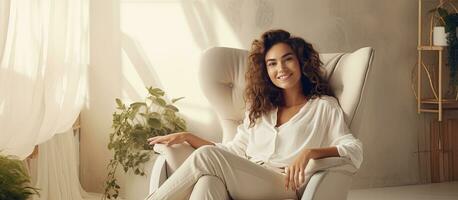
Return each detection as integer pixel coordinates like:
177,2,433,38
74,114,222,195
432,7,449,46
104,87,186,199
0,154,40,200
430,2,458,98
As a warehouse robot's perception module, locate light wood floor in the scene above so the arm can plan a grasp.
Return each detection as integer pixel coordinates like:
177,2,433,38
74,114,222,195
348,182,458,200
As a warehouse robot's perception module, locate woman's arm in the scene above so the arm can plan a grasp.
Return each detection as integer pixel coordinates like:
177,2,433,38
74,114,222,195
147,132,215,149
306,146,340,159
183,132,215,149
285,99,363,191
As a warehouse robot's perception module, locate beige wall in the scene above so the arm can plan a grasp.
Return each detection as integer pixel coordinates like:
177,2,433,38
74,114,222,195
81,0,446,198
0,0,10,62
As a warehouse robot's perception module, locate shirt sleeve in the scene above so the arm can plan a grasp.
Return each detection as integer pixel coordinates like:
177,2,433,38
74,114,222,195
324,101,363,169
213,113,250,158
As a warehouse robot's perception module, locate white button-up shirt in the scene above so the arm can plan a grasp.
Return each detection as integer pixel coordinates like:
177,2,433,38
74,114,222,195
215,95,363,169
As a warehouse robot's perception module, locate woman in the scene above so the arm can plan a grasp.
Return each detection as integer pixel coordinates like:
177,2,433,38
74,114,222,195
145,29,363,200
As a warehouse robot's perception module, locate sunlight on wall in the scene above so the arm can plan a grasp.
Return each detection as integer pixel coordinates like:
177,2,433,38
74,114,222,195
121,48,146,100
0,100,4,115
119,0,239,127
195,0,244,48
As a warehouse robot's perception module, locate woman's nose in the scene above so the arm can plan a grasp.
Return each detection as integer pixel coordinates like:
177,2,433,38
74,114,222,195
278,60,287,70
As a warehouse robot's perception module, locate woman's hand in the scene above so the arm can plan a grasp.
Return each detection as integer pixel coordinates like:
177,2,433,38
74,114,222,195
284,149,315,191
148,132,214,149
147,132,189,146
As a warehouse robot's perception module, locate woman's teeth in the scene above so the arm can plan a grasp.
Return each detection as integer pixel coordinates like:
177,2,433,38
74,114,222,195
278,74,291,80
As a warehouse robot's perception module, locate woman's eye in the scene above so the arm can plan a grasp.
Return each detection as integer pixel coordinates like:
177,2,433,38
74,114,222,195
267,62,276,67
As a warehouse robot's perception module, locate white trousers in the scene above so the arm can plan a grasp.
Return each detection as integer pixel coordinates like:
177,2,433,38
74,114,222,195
145,145,298,200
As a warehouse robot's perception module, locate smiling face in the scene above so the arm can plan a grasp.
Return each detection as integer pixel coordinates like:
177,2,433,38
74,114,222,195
265,42,303,92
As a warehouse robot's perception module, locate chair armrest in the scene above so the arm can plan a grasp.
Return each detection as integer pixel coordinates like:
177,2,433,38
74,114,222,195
306,157,357,176
149,155,167,194
301,170,353,200
300,157,357,200
149,143,196,193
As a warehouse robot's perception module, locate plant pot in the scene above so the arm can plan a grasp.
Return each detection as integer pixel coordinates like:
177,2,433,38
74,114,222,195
434,26,448,46
123,151,157,199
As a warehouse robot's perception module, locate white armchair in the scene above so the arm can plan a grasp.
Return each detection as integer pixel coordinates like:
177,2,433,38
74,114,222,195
149,46,374,200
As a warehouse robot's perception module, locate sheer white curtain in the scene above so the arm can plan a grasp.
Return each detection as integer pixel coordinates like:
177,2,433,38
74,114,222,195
0,0,88,158
0,0,98,199
31,129,99,200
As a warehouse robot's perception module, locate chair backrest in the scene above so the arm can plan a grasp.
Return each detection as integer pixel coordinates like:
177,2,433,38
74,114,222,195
199,47,375,143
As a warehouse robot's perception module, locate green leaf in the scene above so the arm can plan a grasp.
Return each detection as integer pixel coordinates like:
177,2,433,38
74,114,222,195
115,98,126,110
147,87,165,97
130,102,147,108
171,97,185,103
133,124,143,130
0,154,40,199
116,98,123,107
149,112,160,119
147,118,161,129
131,129,148,145
166,105,179,112
152,98,167,107
128,108,139,120
176,121,186,130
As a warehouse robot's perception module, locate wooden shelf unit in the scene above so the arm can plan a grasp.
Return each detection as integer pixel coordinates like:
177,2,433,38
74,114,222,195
417,45,445,51
417,0,458,121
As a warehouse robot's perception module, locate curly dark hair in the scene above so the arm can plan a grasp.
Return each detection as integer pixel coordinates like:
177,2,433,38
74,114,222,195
245,29,333,127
